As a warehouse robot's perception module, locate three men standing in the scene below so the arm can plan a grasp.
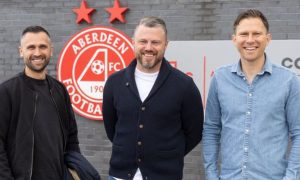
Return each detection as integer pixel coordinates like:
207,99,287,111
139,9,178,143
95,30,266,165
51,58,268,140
1,9,297,180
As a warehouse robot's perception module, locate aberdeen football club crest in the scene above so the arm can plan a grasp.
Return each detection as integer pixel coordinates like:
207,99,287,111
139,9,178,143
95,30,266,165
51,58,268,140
57,26,134,120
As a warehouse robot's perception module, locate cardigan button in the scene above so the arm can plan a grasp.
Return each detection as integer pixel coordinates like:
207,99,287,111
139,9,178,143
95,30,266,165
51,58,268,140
137,158,142,162
125,82,130,87
139,124,144,128
137,141,142,146
128,173,131,177
141,106,146,111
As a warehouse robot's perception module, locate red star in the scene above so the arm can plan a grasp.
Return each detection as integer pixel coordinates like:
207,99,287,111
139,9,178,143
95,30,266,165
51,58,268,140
72,0,95,24
105,0,129,23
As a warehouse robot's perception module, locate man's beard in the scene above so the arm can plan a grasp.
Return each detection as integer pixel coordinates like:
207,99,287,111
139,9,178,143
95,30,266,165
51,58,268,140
137,56,162,70
25,57,50,73
136,50,163,70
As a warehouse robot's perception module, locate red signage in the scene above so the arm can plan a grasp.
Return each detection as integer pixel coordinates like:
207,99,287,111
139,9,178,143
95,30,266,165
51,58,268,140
57,26,134,120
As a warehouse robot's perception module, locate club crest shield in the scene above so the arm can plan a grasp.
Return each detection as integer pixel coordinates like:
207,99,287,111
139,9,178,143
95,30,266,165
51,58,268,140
57,26,134,120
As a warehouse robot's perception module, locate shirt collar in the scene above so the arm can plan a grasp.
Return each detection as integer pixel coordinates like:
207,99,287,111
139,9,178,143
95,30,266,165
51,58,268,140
231,54,272,76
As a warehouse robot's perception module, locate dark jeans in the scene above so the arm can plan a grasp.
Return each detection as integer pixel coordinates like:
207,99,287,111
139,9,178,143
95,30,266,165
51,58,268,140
108,176,119,180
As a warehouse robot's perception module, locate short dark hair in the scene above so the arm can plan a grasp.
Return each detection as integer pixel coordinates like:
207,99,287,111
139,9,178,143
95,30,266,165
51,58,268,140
134,16,167,38
233,9,269,33
21,25,50,38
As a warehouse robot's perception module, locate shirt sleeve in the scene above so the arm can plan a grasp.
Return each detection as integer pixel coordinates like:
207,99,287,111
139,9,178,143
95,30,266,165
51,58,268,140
202,75,221,180
0,85,14,179
181,78,204,155
64,86,80,153
103,76,118,142
284,75,300,180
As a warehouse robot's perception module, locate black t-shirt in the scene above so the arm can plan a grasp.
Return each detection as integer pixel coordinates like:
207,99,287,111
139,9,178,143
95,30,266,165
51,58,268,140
26,76,64,180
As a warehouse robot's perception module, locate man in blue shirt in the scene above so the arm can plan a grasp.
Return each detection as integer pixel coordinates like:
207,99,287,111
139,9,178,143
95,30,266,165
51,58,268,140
203,9,300,180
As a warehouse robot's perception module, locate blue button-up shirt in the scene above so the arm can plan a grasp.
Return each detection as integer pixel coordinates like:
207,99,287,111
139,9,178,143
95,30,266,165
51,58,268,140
203,57,300,180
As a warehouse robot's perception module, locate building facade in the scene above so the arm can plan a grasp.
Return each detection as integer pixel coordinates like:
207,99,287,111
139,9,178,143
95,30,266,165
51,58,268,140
0,0,300,179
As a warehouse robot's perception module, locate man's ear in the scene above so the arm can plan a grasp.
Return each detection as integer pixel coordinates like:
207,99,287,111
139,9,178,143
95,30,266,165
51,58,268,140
232,34,236,43
51,46,54,57
232,34,239,48
19,46,23,58
266,33,272,45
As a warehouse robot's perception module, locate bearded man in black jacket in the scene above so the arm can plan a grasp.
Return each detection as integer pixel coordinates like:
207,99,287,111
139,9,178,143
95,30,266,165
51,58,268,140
103,17,204,180
0,26,80,180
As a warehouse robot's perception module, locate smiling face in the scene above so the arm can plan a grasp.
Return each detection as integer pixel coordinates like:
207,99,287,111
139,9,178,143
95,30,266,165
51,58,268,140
19,32,53,79
232,17,271,64
133,25,168,73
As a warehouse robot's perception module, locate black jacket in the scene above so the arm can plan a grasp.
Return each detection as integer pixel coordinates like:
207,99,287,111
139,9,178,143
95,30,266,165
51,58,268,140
103,59,204,180
0,72,80,180
64,151,101,180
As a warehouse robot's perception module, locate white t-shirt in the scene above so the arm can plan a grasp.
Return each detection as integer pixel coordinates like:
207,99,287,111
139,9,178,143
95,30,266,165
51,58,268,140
113,68,158,180
135,67,159,102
